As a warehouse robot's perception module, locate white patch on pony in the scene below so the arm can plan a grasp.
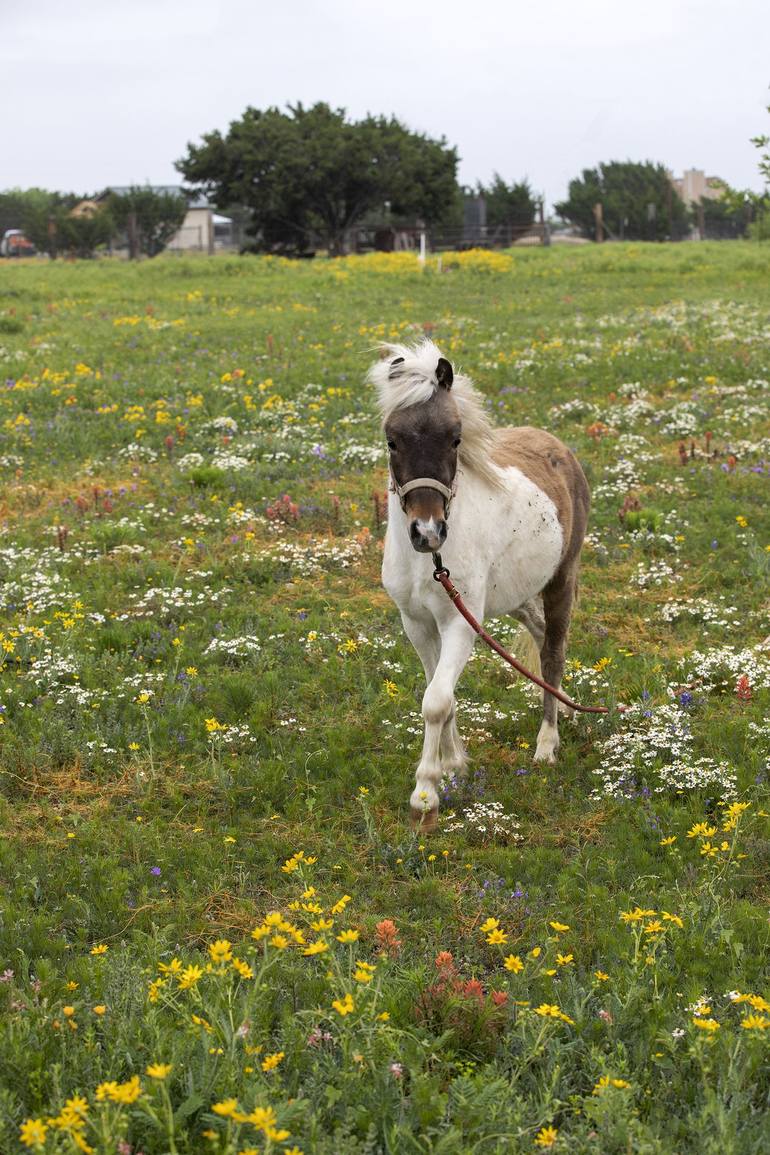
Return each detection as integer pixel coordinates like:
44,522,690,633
368,339,505,491
534,719,560,764
415,516,441,539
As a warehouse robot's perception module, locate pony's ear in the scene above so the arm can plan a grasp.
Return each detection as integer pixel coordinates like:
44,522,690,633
435,357,454,390
388,356,405,379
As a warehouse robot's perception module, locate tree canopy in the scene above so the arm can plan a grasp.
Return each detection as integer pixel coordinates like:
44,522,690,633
555,161,689,240
479,175,537,232
106,187,188,257
176,103,459,255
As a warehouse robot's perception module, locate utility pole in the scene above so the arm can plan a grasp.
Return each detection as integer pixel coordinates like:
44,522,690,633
593,202,604,243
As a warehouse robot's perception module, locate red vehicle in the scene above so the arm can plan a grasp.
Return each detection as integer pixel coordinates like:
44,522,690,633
0,230,36,257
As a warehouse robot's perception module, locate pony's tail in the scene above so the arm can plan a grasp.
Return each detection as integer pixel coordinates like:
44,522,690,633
513,626,542,681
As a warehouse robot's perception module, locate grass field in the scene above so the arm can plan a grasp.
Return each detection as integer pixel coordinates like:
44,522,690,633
1,242,769,1154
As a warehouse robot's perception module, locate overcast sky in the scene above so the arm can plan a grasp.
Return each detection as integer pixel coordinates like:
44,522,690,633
2,0,768,208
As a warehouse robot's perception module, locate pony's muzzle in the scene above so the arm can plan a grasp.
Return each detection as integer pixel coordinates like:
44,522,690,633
410,517,447,553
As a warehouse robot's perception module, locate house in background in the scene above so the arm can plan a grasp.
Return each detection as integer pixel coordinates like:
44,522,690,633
669,169,725,207
96,186,235,253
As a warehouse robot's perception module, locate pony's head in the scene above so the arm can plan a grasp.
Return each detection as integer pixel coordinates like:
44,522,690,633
369,339,498,553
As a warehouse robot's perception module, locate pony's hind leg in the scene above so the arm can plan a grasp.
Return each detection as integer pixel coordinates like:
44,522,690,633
534,567,577,764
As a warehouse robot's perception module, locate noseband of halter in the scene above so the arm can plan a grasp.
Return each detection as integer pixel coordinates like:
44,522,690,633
390,475,456,516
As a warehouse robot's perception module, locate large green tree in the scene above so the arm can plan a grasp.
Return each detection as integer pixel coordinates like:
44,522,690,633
107,187,188,257
20,192,113,258
555,161,688,240
480,175,537,232
176,103,459,255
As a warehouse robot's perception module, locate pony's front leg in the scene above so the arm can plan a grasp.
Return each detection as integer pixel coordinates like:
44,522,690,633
411,617,476,830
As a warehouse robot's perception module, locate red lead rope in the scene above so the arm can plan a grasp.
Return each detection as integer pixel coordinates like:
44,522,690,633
431,554,625,716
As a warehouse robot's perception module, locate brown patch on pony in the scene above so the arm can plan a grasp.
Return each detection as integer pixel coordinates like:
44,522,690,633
491,426,590,565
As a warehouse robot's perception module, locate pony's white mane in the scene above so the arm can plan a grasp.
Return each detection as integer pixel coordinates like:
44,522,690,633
368,338,504,488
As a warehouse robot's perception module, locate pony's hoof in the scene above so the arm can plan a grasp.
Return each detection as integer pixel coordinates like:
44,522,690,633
410,806,439,833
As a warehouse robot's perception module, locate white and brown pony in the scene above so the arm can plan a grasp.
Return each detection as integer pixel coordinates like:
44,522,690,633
369,339,590,829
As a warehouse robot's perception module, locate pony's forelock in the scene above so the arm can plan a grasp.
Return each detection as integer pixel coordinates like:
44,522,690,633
367,339,504,489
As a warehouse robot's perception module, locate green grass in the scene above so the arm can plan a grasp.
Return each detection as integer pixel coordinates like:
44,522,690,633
0,242,769,1154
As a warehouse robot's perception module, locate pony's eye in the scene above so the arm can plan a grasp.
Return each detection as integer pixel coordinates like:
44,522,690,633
453,437,462,448
387,440,397,451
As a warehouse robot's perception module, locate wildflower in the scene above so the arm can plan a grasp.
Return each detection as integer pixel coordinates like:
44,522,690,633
486,928,508,945
662,911,684,928
594,970,609,982
479,917,500,934
556,953,574,966
92,1005,107,1015
63,1005,76,1017
303,940,329,956
741,1014,770,1030
534,1003,574,1025
375,919,402,955
736,674,752,702
158,958,183,975
660,835,677,846
20,1119,48,1148
332,993,355,1016
747,995,770,1013
687,823,716,839
337,929,359,943
549,921,569,933
270,935,289,950
644,920,664,936
212,1098,239,1117
504,954,524,973
534,1125,558,1148
692,1017,720,1031
330,895,352,915
178,964,204,990
231,957,254,979
146,1063,173,1079
90,943,109,955
529,946,542,958
96,1076,142,1104
261,1051,285,1071
209,939,233,963
593,1076,631,1093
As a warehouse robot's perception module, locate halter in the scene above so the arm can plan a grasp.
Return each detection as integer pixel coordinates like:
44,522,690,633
389,475,456,515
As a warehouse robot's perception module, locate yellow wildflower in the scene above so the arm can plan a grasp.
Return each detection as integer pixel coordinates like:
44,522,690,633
209,939,233,963
549,921,570,933
303,940,329,956
332,993,355,1016
741,1014,770,1030
178,964,204,990
19,1119,48,1148
336,929,360,943
504,954,524,973
534,1125,558,1148
261,1051,285,1071
486,928,508,945
146,1063,173,1079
